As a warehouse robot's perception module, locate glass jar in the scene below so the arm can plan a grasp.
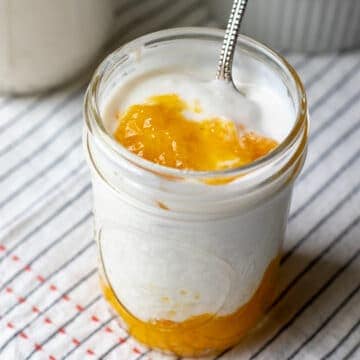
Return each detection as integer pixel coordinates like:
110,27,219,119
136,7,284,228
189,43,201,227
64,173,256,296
83,27,308,357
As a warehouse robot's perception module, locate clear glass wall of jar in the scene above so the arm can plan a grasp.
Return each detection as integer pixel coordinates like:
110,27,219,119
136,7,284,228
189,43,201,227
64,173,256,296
83,28,308,357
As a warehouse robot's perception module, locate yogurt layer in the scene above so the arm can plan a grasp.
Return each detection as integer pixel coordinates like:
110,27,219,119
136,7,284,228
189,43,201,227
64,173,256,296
103,68,294,142
95,62,293,324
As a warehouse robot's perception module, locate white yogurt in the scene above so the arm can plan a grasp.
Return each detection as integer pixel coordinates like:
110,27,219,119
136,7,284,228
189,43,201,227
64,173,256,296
94,178,290,321
84,29,307,325
103,67,294,142
95,67,292,322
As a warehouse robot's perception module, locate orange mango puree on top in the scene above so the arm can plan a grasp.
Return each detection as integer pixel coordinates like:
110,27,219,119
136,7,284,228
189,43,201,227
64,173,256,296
114,94,278,172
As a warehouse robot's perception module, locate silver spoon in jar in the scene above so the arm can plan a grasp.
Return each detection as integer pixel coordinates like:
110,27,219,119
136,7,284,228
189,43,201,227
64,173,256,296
216,0,249,87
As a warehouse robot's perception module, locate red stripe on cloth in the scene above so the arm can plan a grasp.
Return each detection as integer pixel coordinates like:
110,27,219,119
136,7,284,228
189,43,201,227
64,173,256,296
11,322,56,358
76,304,84,311
44,317,52,324
91,315,99,322
2,249,124,357
19,332,28,339
25,265,31,272
37,275,45,283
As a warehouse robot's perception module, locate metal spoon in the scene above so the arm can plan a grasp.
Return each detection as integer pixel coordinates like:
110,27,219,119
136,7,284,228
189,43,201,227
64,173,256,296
216,0,249,84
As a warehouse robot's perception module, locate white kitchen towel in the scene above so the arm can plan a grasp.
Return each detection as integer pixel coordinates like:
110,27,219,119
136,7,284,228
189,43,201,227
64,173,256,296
209,0,360,52
0,1,360,359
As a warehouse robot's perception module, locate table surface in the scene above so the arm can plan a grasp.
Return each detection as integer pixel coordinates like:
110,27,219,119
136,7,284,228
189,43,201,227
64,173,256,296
0,1,359,359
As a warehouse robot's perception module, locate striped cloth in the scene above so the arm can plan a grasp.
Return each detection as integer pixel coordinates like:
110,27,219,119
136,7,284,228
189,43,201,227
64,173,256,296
0,1,359,359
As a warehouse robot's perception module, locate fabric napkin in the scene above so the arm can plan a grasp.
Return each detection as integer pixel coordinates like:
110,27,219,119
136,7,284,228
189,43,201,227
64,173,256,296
0,1,359,359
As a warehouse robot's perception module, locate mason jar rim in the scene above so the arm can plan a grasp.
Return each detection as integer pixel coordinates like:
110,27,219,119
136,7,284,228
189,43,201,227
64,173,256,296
84,27,308,181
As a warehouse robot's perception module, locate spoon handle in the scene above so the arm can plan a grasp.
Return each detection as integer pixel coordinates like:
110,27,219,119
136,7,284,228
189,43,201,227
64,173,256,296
216,0,248,82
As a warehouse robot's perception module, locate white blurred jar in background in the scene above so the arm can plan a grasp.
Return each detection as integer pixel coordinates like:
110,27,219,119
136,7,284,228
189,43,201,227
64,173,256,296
0,0,114,94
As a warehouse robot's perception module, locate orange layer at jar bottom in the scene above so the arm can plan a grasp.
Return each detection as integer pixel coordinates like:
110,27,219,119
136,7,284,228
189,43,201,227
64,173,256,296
100,256,279,357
